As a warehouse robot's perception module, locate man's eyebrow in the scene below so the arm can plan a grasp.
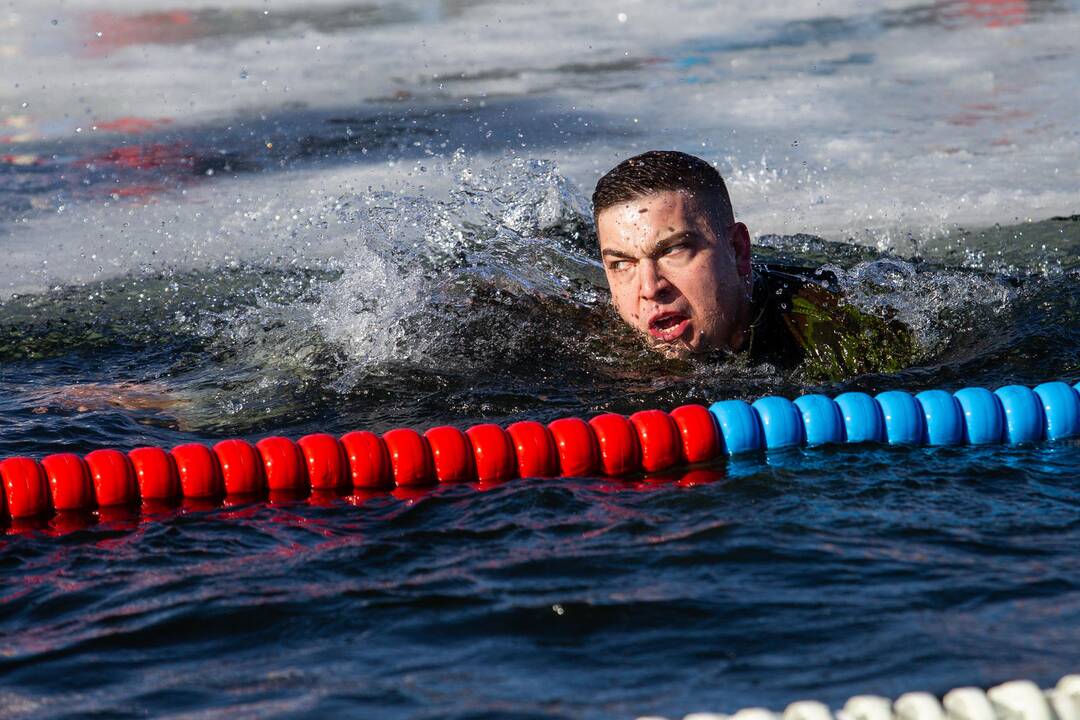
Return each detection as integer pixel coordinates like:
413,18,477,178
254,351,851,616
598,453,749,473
601,248,636,260
645,230,697,255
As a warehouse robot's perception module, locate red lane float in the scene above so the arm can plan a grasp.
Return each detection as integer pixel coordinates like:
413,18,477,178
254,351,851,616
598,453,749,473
630,410,682,473
255,437,307,492
129,447,181,500
548,417,600,477
341,431,391,489
0,403,726,522
466,424,517,484
1,457,50,518
383,428,435,487
507,421,558,478
85,449,137,507
172,443,223,498
42,453,94,511
670,404,721,464
589,414,641,476
213,439,265,495
425,426,475,483
298,434,347,490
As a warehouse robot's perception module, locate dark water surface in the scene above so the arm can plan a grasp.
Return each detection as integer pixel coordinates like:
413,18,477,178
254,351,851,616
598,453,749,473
2,443,1080,719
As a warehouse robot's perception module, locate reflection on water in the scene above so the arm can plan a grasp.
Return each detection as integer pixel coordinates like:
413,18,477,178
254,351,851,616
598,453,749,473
64,0,1071,60
888,0,1062,28
941,0,1040,27
2,444,1080,719
77,1,495,56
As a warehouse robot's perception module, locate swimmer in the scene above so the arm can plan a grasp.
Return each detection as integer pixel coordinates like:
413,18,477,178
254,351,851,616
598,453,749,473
37,152,918,419
593,150,918,378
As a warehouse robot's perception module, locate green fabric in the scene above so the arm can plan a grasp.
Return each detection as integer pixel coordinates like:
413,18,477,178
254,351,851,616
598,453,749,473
747,265,920,381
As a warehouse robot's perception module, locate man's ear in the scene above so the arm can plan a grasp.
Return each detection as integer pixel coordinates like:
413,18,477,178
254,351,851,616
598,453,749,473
730,222,752,277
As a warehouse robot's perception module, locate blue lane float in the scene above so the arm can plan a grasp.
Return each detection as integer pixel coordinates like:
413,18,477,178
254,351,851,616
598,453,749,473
834,392,885,445
914,390,964,446
954,386,1004,445
751,396,804,450
1035,381,1080,440
707,380,1080,455
793,394,845,447
708,399,762,455
994,385,1043,444
876,390,924,445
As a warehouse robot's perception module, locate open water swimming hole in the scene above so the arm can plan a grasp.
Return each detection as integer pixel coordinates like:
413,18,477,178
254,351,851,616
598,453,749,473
2,0,1080,718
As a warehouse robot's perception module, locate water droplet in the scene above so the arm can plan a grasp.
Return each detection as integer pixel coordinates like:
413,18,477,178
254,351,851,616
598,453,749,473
50,19,58,26
239,68,249,79
791,139,799,147
617,12,628,22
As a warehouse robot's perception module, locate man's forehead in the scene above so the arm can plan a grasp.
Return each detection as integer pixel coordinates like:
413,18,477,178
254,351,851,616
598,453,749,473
606,189,694,214
597,190,710,244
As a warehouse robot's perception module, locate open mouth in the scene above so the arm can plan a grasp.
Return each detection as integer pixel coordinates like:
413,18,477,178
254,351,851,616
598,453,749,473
647,312,691,342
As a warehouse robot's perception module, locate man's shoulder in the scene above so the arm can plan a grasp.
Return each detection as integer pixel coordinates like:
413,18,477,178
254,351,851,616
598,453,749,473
749,263,919,380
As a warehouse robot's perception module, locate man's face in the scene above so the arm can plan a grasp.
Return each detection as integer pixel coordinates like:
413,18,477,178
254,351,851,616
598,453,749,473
596,190,752,358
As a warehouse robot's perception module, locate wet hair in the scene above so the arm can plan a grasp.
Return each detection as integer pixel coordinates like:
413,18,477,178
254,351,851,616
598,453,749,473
592,150,735,231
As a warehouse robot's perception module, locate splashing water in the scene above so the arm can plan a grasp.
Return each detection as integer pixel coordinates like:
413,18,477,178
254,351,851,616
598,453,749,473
2,152,1066,438
825,258,1015,356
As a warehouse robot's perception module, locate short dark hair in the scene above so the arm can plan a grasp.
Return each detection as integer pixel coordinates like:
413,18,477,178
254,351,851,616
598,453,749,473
592,150,734,230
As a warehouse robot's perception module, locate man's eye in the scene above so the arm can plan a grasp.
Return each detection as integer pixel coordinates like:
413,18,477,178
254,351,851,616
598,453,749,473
662,244,687,256
609,260,631,271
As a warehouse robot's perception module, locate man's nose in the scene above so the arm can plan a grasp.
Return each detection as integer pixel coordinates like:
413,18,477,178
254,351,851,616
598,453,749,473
638,259,671,300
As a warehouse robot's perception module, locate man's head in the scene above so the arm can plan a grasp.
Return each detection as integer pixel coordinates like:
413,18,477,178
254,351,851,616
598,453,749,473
593,150,753,358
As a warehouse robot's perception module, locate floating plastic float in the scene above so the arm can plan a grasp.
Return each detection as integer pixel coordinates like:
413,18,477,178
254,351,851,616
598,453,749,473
2,380,1079,522
637,674,1080,720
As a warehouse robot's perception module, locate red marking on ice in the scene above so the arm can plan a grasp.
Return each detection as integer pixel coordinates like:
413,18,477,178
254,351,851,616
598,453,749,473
75,138,223,204
83,10,199,57
956,0,1029,28
94,143,193,170
110,184,168,200
96,117,173,135
1,154,42,166
946,103,1031,127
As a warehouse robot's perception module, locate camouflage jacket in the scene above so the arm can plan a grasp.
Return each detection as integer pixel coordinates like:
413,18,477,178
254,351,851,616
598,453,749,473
745,265,920,380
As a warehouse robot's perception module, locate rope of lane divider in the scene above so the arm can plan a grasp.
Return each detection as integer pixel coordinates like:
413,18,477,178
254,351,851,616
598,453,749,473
636,674,1080,720
2,381,1079,521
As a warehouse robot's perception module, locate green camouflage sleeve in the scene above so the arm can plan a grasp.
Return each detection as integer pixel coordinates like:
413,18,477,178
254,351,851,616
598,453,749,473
782,283,921,381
